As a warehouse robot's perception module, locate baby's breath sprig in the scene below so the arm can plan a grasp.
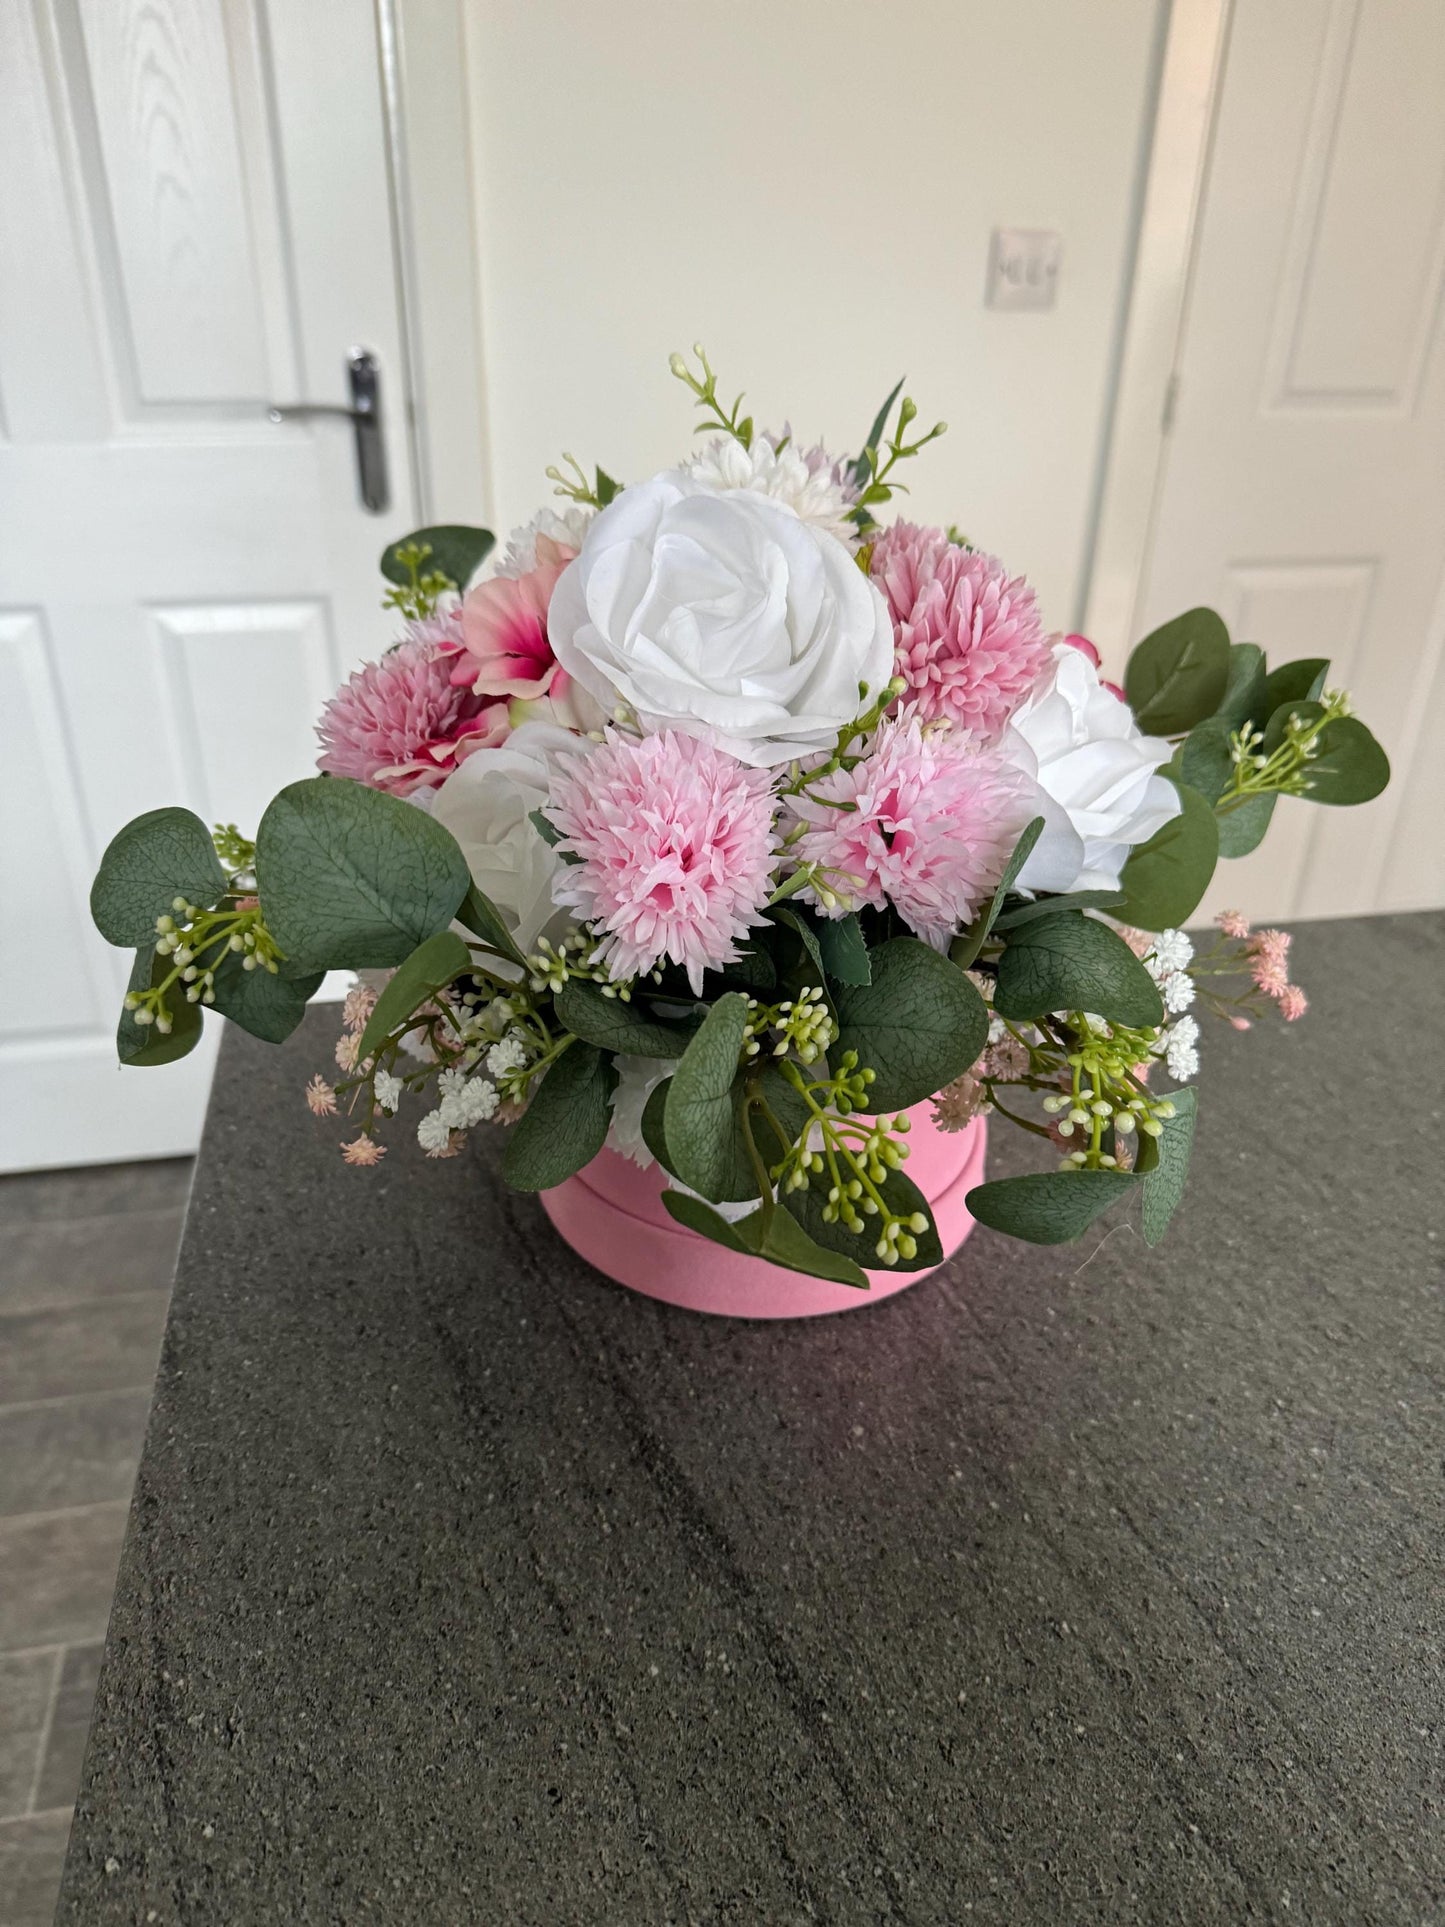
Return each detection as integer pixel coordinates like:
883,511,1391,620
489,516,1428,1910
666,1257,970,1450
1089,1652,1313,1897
381,540,454,622
125,895,282,1033
1218,688,1352,810
669,344,754,449
525,932,639,1000
743,985,835,1066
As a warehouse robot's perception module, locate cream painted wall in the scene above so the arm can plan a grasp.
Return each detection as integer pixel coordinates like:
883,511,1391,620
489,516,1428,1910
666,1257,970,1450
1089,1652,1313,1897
460,0,1167,631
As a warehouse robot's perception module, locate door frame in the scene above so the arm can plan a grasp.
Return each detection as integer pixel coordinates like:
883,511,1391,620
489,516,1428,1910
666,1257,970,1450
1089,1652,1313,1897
1082,0,1234,665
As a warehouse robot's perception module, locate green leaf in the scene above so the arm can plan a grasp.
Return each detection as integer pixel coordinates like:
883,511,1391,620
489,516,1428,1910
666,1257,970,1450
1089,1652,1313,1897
660,1188,752,1253
209,954,323,1045
503,1043,616,1191
713,938,777,993
1216,791,1277,858
1113,779,1219,931
1261,696,1322,755
949,817,1044,969
787,1161,943,1272
641,1078,677,1174
1179,715,1237,804
116,948,204,1067
528,808,562,849
255,778,471,971
991,889,1123,932
769,905,827,988
1301,717,1390,805
1140,1088,1197,1246
847,377,905,487
355,929,471,1066
91,808,227,949
833,938,989,1113
594,466,622,506
966,1169,1138,1245
659,1191,868,1286
454,881,526,966
816,912,871,986
664,993,751,1199
380,524,494,592
1262,658,1329,715
1124,608,1231,735
554,980,698,1058
1217,642,1268,731
994,912,1164,1027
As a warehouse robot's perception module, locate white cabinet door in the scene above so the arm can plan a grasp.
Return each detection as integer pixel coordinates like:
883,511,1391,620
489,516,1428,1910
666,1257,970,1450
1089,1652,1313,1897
0,0,417,1170
1136,0,1445,923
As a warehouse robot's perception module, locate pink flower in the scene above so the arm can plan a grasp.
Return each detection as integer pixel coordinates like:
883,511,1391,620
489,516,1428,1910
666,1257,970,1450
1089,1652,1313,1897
304,1074,337,1117
1217,909,1252,940
1253,928,1291,969
547,730,779,992
1250,955,1289,998
453,535,576,702
869,524,1053,737
788,717,1033,950
1278,985,1308,1022
932,1070,987,1132
342,984,377,1033
1061,632,1100,667
317,619,509,796
340,1136,385,1166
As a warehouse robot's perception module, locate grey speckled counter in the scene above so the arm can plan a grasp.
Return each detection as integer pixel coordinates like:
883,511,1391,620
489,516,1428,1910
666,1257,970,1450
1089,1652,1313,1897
56,912,1444,1925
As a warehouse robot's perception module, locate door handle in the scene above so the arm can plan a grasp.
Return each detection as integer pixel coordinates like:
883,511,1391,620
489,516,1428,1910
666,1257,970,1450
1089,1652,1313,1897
268,348,390,514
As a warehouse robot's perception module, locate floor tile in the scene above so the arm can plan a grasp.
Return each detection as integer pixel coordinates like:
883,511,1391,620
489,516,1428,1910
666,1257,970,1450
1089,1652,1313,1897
0,1810,73,1927
0,1507,129,1651
34,1644,102,1815
0,1395,149,1519
0,1208,185,1315
0,1650,58,1821
0,1296,169,1405
0,1159,192,1228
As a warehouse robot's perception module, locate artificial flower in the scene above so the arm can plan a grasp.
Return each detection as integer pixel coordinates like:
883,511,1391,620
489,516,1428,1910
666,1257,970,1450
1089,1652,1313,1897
454,535,577,702
547,474,894,766
316,621,509,796
430,722,584,963
870,524,1053,738
606,1054,671,1167
546,729,778,991
789,717,1031,950
1001,645,1180,893
681,433,857,544
340,1136,385,1166
495,505,594,579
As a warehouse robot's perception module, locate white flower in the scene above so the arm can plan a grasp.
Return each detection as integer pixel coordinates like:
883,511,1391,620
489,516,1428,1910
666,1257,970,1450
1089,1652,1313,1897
681,435,858,545
547,473,894,767
1001,646,1181,893
1149,928,1194,974
431,722,585,968
437,1076,498,1129
486,1035,528,1079
605,1054,671,1167
1164,1015,1200,1081
1160,971,1196,1014
417,1110,452,1153
495,505,594,578
373,1069,403,1114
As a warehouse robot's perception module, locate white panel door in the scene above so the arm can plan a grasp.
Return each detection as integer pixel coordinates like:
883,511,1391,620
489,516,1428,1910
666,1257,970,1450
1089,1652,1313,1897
1134,0,1445,923
0,0,418,1170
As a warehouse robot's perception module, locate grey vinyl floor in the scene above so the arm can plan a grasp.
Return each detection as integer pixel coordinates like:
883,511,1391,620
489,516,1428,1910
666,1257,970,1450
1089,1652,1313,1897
0,1160,189,1927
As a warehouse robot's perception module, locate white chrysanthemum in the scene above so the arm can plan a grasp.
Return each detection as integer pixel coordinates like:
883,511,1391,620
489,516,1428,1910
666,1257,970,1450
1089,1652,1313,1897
606,1054,670,1168
1164,1015,1200,1081
496,505,594,579
680,435,858,545
1149,929,1194,975
1160,971,1196,1014
373,1069,403,1114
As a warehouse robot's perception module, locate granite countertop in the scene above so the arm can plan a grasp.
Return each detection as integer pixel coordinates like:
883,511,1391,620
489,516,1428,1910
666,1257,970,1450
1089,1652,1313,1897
58,912,1444,1924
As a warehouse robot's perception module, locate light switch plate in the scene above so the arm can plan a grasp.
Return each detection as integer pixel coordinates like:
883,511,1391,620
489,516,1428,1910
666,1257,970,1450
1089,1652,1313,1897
986,228,1062,311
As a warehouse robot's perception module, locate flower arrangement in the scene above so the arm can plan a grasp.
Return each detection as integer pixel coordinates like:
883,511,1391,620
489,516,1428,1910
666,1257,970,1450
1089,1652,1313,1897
89,350,1390,1285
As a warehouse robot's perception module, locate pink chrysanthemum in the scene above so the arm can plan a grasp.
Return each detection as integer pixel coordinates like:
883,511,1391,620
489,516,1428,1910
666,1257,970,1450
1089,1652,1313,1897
1217,909,1252,940
317,617,508,796
1278,985,1308,1021
788,717,1033,950
547,730,779,992
870,524,1053,737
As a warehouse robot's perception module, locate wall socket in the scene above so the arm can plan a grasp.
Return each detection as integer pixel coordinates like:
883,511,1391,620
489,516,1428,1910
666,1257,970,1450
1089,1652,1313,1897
986,228,1062,311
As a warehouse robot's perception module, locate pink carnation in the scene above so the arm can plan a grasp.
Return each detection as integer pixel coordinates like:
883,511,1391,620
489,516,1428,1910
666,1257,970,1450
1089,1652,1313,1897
547,730,778,993
870,524,1053,737
452,535,576,702
789,717,1033,950
317,619,508,796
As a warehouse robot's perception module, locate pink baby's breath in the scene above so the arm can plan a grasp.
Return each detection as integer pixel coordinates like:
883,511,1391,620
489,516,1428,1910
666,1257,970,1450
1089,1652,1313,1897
304,1074,337,1117
789,717,1032,950
1217,909,1251,940
340,1136,385,1166
547,730,778,993
1278,985,1308,1021
870,524,1053,738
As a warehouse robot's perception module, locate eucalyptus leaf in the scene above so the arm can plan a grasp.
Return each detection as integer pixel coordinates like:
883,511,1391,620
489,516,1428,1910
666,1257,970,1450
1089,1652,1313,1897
659,1191,869,1287
529,808,562,848
116,948,204,1067
503,1044,616,1192
816,912,871,987
1261,697,1322,756
380,524,494,592
455,882,526,965
1124,608,1231,735
555,980,698,1058
994,912,1164,1027
594,467,622,506
91,808,227,950
991,889,1124,932
1262,658,1329,714
1179,715,1237,804
1215,791,1276,858
1112,779,1219,931
660,1189,752,1253
833,938,989,1113
1301,718,1390,805
256,778,471,972
210,953,323,1045
355,929,471,1066
788,1161,943,1272
966,1168,1138,1245
1140,1088,1197,1246
664,993,752,1200
1217,642,1268,732
641,1078,677,1174
950,817,1044,969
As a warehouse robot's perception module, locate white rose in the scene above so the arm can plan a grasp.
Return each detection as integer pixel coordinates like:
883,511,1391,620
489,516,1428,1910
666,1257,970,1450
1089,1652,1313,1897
1001,646,1180,893
547,474,894,767
431,721,581,964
